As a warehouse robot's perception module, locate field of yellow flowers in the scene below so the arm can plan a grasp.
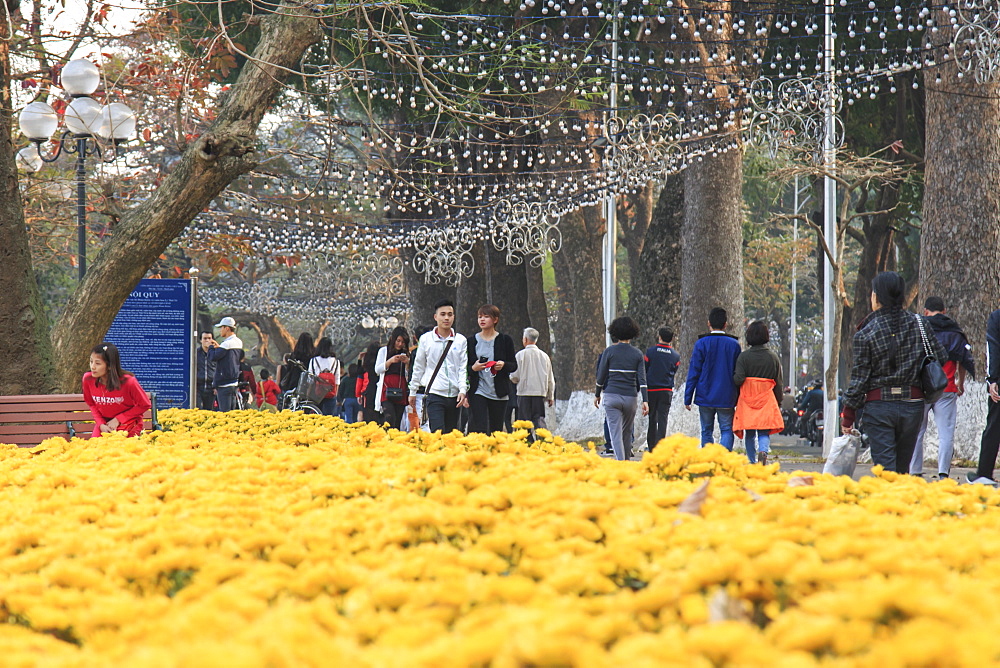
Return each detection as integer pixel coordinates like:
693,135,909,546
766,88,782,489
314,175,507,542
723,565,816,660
1,410,1000,666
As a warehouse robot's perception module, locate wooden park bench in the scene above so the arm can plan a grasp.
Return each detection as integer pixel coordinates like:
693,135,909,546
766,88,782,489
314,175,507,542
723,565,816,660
0,394,160,448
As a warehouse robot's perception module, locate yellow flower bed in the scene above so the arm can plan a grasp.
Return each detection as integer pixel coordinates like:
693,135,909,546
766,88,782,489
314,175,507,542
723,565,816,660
1,410,1000,666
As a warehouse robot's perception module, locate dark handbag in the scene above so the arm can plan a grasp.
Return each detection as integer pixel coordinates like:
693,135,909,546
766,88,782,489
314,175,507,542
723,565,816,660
382,360,408,404
915,314,948,404
419,339,454,425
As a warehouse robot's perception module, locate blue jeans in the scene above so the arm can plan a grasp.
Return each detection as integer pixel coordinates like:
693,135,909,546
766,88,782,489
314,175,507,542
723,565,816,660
216,385,237,412
342,397,359,423
744,429,770,464
699,406,735,450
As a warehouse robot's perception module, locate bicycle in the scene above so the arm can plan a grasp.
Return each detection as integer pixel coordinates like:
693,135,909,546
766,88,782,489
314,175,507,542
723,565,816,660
278,359,328,415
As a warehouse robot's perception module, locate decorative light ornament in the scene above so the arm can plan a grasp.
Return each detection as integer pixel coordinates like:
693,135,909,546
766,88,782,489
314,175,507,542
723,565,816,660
952,0,1000,83
747,76,843,160
490,199,563,267
409,225,476,286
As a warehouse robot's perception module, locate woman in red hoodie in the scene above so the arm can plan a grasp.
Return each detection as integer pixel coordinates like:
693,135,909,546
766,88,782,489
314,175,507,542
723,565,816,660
82,343,151,437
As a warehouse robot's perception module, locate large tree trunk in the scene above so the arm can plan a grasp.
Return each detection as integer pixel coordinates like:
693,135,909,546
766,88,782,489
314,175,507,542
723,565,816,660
551,205,606,398
627,172,683,352
679,148,745,365
49,2,324,390
0,7,57,394
921,25,1000,372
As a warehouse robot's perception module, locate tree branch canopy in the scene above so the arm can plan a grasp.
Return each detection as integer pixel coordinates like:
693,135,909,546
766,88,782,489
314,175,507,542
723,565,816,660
49,1,324,391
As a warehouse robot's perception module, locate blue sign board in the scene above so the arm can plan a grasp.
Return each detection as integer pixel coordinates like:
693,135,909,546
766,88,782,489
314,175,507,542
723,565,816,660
106,279,195,409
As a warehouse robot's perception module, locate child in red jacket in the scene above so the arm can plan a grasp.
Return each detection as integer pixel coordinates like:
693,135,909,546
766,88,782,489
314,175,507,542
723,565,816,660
82,343,151,437
256,368,280,410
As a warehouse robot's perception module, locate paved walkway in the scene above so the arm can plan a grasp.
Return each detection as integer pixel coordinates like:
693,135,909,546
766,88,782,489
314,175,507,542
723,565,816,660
764,434,977,481
615,434,978,482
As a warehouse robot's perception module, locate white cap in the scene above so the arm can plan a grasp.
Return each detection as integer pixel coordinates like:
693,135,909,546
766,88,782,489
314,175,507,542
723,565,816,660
214,316,236,328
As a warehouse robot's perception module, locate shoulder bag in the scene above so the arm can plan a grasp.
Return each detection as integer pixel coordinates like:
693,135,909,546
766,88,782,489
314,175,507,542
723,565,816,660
915,314,948,404
420,339,454,425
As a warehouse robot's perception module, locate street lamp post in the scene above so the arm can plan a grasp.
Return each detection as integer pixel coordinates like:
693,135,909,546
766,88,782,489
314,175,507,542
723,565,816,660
17,59,136,281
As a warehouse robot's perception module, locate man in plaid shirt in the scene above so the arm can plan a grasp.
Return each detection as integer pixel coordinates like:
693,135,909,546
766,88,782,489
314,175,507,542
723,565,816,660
841,272,948,473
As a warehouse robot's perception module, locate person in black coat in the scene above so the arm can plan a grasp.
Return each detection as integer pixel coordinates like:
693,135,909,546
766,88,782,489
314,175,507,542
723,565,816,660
467,304,518,434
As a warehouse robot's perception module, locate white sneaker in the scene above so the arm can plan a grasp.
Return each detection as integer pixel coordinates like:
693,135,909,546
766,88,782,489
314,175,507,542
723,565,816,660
966,475,999,487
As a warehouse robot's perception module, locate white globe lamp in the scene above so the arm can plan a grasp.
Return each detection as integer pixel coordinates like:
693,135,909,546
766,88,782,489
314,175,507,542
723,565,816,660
60,59,100,96
18,101,58,141
15,146,43,172
64,97,103,136
97,103,137,140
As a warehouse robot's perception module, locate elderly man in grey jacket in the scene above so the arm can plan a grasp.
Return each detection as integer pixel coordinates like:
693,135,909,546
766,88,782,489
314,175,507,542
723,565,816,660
510,328,556,435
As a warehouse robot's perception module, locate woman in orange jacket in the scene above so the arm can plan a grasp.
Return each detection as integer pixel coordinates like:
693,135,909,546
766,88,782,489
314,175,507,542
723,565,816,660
733,321,784,464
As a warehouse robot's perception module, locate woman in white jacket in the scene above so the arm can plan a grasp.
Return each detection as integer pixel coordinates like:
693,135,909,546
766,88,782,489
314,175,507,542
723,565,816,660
375,326,411,430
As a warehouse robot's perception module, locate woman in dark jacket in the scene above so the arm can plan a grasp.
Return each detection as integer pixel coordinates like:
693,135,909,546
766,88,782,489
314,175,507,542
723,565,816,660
732,321,784,465
467,304,518,434
279,332,314,395
841,272,949,473
595,317,649,461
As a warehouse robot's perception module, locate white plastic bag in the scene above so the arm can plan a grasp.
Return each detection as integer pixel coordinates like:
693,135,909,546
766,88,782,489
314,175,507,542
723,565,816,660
823,433,860,477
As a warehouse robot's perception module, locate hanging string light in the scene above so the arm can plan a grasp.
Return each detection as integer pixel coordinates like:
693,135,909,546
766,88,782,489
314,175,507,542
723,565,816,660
174,0,962,285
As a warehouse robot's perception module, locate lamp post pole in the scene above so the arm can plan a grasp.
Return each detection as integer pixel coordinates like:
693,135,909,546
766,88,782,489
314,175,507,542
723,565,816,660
75,138,88,280
822,0,838,456
602,8,619,346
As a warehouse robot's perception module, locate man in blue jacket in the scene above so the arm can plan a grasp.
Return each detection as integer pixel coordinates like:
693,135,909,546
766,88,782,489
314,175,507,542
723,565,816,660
684,307,742,450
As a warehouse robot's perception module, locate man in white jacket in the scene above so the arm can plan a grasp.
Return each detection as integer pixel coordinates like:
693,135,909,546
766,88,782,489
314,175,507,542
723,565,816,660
408,300,468,432
510,327,556,436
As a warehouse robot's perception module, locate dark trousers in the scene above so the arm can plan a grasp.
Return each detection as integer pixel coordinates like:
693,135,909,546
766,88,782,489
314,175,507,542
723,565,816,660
517,396,547,429
382,401,406,431
976,396,1000,479
197,386,215,410
862,400,924,473
646,390,673,451
426,393,461,433
504,403,516,432
469,393,507,433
